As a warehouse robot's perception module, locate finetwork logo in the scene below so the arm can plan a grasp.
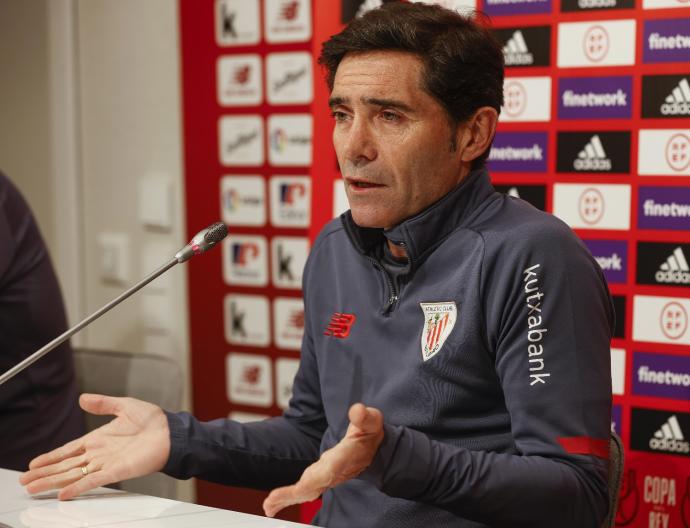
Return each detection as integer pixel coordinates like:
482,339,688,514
559,76,632,119
634,351,690,400
639,366,690,387
503,31,534,65
484,0,551,16
562,88,627,108
646,199,690,221
584,240,627,284
643,19,690,63
648,31,690,50
488,132,548,172
490,142,544,161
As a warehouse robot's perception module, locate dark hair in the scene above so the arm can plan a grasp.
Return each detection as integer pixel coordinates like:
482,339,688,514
318,2,504,169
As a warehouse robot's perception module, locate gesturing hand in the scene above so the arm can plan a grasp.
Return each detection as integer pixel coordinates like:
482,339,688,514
19,393,171,500
263,403,384,518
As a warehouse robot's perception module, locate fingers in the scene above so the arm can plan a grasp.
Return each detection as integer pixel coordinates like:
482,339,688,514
58,469,114,501
347,403,383,436
24,436,85,473
263,480,321,518
24,466,87,495
79,393,123,416
21,452,88,487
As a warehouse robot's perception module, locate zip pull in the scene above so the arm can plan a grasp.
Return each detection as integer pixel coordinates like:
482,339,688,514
384,294,399,312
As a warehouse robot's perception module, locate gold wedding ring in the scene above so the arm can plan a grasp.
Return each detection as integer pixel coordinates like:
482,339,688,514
81,466,89,476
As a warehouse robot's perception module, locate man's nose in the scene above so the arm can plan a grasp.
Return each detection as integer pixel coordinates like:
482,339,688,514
342,118,377,166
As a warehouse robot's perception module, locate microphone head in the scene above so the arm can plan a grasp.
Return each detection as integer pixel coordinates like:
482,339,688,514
175,222,229,263
204,222,228,245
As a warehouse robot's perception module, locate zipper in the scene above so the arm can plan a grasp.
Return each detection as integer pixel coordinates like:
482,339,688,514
368,257,401,314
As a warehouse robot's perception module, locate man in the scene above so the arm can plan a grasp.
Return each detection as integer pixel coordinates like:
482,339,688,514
20,4,613,527
0,170,84,470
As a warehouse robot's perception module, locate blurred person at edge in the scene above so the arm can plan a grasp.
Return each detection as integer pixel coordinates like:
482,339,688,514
0,170,84,470
20,4,614,527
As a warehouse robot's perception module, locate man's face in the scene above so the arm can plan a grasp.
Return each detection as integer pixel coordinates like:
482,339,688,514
330,51,467,229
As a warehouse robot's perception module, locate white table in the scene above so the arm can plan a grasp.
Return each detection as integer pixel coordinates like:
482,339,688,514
0,469,312,528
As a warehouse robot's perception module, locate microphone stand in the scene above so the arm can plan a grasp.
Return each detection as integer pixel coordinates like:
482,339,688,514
0,258,178,387
0,220,228,387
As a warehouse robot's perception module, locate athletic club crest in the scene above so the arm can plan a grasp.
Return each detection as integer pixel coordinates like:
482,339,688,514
420,302,457,361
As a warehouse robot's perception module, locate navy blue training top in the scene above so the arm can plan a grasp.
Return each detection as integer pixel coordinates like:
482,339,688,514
165,168,613,527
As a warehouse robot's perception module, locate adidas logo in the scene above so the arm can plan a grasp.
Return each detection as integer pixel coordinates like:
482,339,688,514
655,246,690,284
503,31,534,66
649,415,690,453
574,134,612,171
661,78,690,116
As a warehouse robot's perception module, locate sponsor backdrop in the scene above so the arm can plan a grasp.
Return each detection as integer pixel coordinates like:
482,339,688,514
179,0,690,525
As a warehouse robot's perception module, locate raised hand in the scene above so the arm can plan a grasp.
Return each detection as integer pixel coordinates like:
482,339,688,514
19,393,170,500
263,403,384,518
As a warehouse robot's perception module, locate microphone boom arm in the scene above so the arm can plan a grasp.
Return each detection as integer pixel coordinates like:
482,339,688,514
0,221,228,387
0,257,178,387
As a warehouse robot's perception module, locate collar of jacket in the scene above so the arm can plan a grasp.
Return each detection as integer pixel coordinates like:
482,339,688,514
340,168,497,270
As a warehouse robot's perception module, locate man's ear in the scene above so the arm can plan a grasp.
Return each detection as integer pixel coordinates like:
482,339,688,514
455,106,499,163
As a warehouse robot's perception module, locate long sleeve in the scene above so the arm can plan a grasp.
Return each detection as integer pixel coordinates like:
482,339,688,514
359,217,613,528
163,304,328,489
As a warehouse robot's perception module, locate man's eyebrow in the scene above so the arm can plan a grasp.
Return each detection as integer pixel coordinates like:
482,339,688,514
363,97,414,113
328,96,415,113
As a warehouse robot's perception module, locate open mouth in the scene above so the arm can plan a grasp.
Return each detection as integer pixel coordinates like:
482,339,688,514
350,180,383,189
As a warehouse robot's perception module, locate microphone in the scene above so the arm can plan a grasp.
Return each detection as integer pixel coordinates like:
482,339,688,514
0,222,228,387
174,221,228,263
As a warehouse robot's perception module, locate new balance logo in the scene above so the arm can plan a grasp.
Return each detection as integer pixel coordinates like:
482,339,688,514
649,415,690,453
503,31,534,66
661,78,690,116
656,247,690,284
324,313,356,338
574,135,612,171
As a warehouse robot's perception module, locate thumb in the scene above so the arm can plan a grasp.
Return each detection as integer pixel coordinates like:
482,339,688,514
347,403,383,435
79,393,124,416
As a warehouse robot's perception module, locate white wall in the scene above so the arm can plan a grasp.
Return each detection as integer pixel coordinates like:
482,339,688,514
0,0,194,502
0,0,53,246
